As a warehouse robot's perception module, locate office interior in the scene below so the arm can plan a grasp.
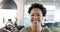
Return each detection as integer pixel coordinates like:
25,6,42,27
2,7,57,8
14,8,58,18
0,0,60,32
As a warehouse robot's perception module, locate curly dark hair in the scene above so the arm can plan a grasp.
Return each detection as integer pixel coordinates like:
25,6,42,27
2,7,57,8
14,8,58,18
28,3,46,17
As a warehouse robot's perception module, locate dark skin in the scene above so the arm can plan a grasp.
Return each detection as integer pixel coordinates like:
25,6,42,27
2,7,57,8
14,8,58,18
30,8,43,32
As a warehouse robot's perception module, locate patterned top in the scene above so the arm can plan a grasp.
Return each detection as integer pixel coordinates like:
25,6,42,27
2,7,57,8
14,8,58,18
20,27,49,32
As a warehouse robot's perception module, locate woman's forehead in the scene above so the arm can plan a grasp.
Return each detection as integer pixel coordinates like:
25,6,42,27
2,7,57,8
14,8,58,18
30,8,42,14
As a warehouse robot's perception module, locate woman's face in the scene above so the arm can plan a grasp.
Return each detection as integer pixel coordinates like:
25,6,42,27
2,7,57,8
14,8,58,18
30,8,43,26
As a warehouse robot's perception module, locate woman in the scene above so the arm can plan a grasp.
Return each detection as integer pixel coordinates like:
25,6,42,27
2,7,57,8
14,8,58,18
20,3,49,32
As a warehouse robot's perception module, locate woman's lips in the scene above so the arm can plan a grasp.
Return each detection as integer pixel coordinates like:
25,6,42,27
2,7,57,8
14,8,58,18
33,21,38,24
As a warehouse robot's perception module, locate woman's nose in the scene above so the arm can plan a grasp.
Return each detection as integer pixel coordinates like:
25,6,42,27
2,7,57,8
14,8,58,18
34,16,38,20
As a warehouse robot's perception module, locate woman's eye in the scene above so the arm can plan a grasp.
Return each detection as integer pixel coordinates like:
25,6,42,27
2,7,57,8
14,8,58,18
31,14,34,16
37,14,40,16
31,14,40,16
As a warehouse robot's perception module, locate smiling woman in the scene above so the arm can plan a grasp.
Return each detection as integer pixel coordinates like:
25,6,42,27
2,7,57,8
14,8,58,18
20,3,49,32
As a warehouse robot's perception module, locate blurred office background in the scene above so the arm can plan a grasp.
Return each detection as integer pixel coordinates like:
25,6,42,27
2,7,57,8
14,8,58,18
0,0,60,32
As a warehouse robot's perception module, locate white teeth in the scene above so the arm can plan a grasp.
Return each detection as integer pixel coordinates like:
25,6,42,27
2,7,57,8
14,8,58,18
33,21,38,23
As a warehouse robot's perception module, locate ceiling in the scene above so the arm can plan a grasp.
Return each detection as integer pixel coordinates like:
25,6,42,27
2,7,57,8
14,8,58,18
26,0,60,4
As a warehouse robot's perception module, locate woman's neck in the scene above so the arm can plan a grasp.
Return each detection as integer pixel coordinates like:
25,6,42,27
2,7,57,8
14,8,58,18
31,25,42,32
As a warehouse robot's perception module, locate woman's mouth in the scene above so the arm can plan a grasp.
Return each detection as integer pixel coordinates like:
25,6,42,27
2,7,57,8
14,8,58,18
33,21,38,24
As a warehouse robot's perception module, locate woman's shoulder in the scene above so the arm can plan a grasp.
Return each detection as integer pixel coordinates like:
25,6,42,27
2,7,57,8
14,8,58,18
41,27,49,32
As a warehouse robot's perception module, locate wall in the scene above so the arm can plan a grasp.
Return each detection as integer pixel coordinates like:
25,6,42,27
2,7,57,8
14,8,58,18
14,0,25,26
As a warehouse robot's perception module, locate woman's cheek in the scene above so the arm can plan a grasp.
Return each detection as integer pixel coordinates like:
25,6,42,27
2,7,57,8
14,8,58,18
39,16,43,21
30,17,33,23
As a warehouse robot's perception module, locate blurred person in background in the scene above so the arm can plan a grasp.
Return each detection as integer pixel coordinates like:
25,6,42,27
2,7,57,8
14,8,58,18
0,19,18,32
